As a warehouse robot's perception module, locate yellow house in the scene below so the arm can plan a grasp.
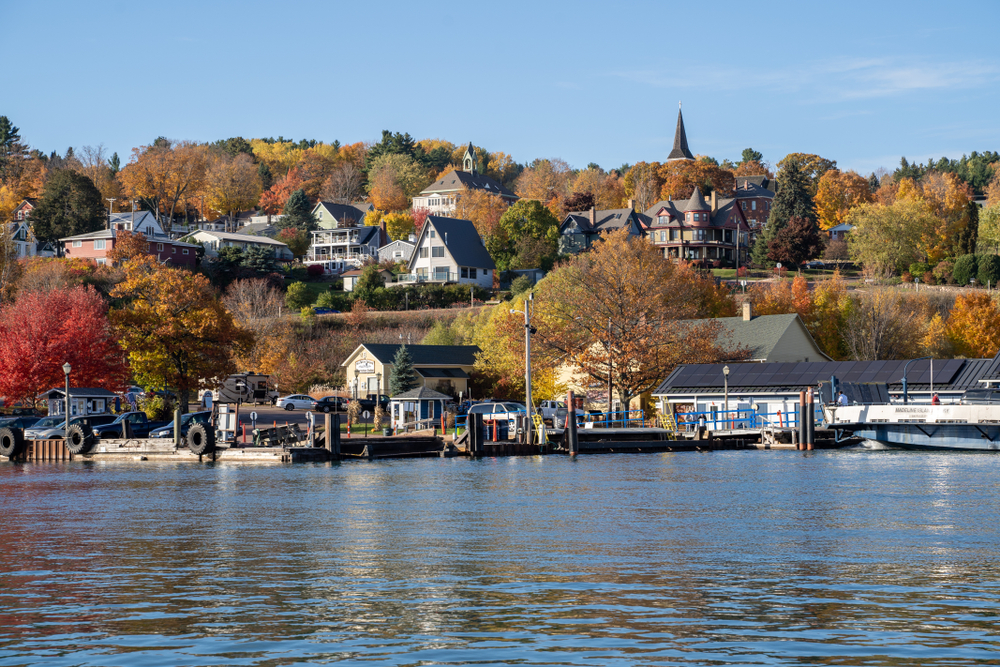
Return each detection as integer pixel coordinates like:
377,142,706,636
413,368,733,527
341,343,480,398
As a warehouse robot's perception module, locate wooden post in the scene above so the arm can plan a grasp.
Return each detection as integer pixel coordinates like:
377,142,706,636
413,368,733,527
331,414,341,460
566,391,579,456
470,413,483,456
806,389,815,451
797,391,806,450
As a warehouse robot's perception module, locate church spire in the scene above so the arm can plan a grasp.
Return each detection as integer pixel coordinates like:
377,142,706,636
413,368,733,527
462,142,477,174
666,105,694,162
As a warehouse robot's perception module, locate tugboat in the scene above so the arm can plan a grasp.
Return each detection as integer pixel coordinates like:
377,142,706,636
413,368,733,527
823,389,1000,451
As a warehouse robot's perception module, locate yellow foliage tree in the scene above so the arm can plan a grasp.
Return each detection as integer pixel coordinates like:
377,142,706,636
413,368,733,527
814,169,873,230
947,292,1000,358
249,139,304,176
383,211,414,241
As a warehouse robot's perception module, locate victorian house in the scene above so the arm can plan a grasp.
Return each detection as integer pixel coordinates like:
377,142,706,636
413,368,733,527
644,187,751,267
733,177,775,231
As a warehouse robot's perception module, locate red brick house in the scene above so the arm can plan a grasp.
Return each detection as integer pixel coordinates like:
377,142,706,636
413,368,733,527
644,187,751,267
61,229,198,267
12,199,36,222
733,177,775,232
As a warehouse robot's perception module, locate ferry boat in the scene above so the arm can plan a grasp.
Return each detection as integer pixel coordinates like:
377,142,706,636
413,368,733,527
823,390,1000,451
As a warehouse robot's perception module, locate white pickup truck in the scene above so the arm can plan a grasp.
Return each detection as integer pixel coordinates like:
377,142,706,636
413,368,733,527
538,400,585,423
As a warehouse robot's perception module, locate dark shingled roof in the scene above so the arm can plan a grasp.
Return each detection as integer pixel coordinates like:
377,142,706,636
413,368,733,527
316,202,372,225
419,170,517,199
425,216,496,269
667,108,694,161
644,198,745,229
734,181,774,200
562,208,639,234
682,186,710,212
355,344,481,367
735,176,773,191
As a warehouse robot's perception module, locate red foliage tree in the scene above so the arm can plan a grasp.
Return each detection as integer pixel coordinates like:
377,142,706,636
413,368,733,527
258,167,305,214
0,286,129,406
411,207,430,234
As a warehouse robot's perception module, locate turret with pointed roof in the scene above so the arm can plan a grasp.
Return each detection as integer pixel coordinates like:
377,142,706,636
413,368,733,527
462,142,477,174
683,186,709,212
666,106,694,162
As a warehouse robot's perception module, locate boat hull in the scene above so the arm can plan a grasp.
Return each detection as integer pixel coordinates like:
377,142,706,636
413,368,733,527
845,423,1000,451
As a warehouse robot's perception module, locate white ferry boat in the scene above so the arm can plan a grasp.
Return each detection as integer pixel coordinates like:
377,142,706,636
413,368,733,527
823,391,1000,451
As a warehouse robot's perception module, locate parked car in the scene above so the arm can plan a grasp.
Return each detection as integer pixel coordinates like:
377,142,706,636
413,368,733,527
356,393,390,411
3,407,40,417
0,415,42,430
467,402,528,425
276,394,317,411
805,260,825,269
315,396,348,413
92,411,171,439
149,411,213,439
24,414,117,440
538,400,585,422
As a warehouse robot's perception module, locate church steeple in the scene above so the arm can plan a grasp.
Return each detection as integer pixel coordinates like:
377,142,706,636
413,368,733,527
666,103,694,162
462,142,477,174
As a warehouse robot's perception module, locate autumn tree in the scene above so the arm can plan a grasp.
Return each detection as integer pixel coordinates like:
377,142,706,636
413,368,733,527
570,167,625,210
203,152,262,231
111,256,254,412
514,158,573,210
453,190,508,252
814,169,874,230
843,288,922,360
947,292,1000,358
658,159,735,200
494,200,561,271
107,230,151,265
117,141,208,230
776,153,837,196
0,286,128,406
276,228,310,257
767,215,824,266
383,211,415,241
320,161,363,203
367,153,432,210
623,162,663,211
978,203,1000,254
0,224,20,303
733,160,773,178
29,169,105,243
535,228,743,408
222,278,288,374
258,167,305,214
75,144,121,208
847,200,938,274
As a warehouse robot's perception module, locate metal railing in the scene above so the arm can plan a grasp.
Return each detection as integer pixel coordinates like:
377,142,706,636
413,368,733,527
393,272,458,284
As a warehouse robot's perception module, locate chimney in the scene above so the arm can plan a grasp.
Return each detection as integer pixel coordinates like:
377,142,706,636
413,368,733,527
380,219,388,246
743,302,753,321
589,206,596,226
711,191,717,212
628,198,635,211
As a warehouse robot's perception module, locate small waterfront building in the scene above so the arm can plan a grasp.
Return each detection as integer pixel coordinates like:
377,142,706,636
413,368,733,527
38,388,119,416
341,343,480,398
388,386,451,430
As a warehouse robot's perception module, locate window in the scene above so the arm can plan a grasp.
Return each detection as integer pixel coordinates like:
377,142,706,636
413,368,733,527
94,239,106,250
658,215,669,224
393,251,403,258
434,266,449,280
429,230,436,238
432,246,445,258
419,247,429,259
183,249,189,255
72,240,82,248
172,246,176,253
752,201,757,210
157,243,164,251
96,258,107,265
696,229,706,241
469,268,476,279
742,202,747,210
670,229,679,241
461,267,469,278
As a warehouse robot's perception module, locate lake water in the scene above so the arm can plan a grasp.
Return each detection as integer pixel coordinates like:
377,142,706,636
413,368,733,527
2,450,1000,666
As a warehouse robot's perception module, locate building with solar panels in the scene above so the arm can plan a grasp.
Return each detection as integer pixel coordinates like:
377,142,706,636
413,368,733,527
652,356,997,425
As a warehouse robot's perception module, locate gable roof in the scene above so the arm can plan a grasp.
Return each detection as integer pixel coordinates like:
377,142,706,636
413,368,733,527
562,208,639,234
346,344,481,367
391,385,454,401
186,230,289,247
237,222,278,237
828,223,854,233
645,198,746,229
667,108,694,161
423,216,496,269
735,175,773,191
734,181,775,199
419,170,517,199
713,313,828,362
314,201,373,225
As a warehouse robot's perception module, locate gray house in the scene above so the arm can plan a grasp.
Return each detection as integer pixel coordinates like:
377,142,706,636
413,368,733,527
379,239,415,264
559,207,647,254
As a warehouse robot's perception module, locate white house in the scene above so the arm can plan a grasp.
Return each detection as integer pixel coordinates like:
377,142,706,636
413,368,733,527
378,239,415,264
108,211,165,237
411,144,518,216
180,230,293,261
398,216,494,288
6,221,36,258
305,225,384,274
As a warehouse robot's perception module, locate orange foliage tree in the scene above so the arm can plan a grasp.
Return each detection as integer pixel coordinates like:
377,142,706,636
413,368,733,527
108,230,151,265
658,160,735,200
947,292,1000,358
118,141,208,230
258,167,305,214
814,169,874,230
623,162,663,211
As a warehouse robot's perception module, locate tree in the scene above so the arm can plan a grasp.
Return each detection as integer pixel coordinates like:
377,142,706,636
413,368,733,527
767,216,824,266
0,286,128,406
753,161,817,266
658,160,735,200
957,199,979,256
740,148,764,165
389,344,418,395
320,161,363,203
453,190,508,254
276,228,310,257
514,158,573,209
110,256,254,412
847,200,938,274
383,211,415,241
258,167,305,214
222,278,288,374
978,254,1000,288
0,223,20,303
117,142,208,230
843,288,923,360
776,153,837,196
278,188,317,231
952,254,978,286
948,292,1000,357
979,204,1000,254
491,200,561,271
535,228,745,409
623,162,662,211
814,169,873,230
203,153,262,230
107,230,151,265
285,282,312,310
242,246,278,274
570,168,625,210
352,264,385,304
29,169,105,243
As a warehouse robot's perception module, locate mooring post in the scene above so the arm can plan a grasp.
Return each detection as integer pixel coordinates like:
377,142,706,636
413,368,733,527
331,414,341,460
470,413,483,456
566,390,579,456
797,391,806,451
806,389,816,451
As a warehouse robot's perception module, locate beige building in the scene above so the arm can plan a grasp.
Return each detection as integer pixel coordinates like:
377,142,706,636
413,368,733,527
341,343,480,398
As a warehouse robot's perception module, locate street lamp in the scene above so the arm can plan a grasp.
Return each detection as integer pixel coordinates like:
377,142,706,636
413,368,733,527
901,356,930,405
510,293,536,444
723,365,730,427
376,372,382,397
354,369,360,401
62,362,71,435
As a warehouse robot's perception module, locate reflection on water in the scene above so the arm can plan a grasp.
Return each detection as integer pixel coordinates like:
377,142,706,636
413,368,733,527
2,451,1000,665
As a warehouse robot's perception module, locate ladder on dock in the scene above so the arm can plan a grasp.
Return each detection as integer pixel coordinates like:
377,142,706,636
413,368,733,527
659,405,678,436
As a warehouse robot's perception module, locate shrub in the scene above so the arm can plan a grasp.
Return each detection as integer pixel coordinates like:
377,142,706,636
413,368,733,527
510,275,533,295
953,254,978,286
139,394,174,421
306,264,324,279
922,271,936,285
736,266,749,278
909,262,930,277
977,254,1000,288
901,272,914,283
285,282,312,310
933,260,954,284
316,290,349,311
300,306,316,324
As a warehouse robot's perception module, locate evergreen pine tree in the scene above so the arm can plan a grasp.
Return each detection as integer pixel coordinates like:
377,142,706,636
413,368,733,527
278,189,318,231
957,199,979,256
30,170,105,243
752,162,815,267
389,345,419,396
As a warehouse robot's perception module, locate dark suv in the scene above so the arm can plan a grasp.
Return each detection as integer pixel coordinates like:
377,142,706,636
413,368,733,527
316,396,348,413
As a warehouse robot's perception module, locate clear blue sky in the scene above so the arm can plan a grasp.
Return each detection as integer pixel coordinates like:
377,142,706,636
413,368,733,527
5,0,999,175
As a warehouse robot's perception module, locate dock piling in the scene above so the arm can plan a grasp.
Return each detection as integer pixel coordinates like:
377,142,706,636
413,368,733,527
566,391,579,456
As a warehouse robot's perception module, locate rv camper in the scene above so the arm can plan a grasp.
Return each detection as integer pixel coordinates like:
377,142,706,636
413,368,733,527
206,374,278,405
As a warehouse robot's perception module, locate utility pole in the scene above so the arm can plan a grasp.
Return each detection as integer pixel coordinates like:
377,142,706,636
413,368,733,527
106,198,116,229
511,293,536,444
